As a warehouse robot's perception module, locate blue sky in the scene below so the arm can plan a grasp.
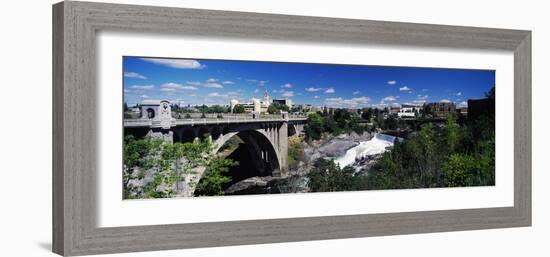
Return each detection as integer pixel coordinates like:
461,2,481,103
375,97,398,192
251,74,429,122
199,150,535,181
123,56,495,109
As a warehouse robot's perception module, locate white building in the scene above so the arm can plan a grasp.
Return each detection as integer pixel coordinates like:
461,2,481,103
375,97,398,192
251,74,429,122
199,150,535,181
230,91,272,114
397,104,422,118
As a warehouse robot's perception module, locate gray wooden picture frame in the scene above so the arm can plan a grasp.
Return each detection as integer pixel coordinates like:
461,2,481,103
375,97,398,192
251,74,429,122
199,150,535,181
52,1,531,256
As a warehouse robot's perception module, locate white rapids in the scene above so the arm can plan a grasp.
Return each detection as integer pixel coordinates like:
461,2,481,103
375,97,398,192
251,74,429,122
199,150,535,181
334,134,396,168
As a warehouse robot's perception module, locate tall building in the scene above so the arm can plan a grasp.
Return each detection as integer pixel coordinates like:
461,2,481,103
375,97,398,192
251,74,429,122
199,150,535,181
424,102,456,117
272,98,293,108
263,91,270,106
230,91,272,114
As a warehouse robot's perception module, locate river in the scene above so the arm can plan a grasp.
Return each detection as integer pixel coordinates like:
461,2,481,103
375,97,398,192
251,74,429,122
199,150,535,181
333,133,397,168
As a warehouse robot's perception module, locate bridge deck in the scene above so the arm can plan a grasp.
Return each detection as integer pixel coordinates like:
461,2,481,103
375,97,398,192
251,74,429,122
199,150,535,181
124,117,307,128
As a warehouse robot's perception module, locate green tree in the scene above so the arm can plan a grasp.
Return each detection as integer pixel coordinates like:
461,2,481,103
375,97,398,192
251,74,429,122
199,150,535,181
383,115,398,130
208,105,227,113
361,108,373,120
287,138,305,169
267,104,279,114
233,104,245,113
267,102,289,114
445,114,459,153
194,158,239,196
304,112,324,140
307,159,359,192
442,154,476,187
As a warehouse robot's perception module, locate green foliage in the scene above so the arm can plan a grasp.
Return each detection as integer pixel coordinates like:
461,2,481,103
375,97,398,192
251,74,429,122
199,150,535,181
382,115,398,130
307,159,362,192
184,113,192,119
287,137,305,169
445,114,458,153
123,135,162,169
267,102,290,114
304,112,324,140
207,105,227,113
361,108,373,120
442,137,494,187
304,109,367,140
123,135,240,199
290,106,301,113
267,104,279,114
442,154,476,187
232,104,245,113
364,109,495,190
194,158,239,196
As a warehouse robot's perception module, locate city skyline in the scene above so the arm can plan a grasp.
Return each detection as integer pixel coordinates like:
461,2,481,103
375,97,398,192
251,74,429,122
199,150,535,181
123,56,495,108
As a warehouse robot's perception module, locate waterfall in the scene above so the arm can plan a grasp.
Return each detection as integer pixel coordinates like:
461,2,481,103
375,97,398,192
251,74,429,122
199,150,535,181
333,133,395,168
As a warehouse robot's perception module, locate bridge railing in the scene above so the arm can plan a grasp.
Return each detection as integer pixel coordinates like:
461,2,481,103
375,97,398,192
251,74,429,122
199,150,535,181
124,114,307,128
172,113,307,120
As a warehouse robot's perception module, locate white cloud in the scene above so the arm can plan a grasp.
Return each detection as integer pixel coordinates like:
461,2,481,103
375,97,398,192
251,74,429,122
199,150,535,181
387,80,397,85
227,91,241,97
457,101,468,107
254,89,260,93
382,96,397,102
130,85,154,90
399,86,411,91
124,89,130,93
186,81,202,86
124,72,146,79
141,94,149,98
305,87,323,92
204,92,242,105
282,91,294,97
417,94,429,100
204,82,223,88
272,89,284,93
141,58,204,69
160,82,198,91
281,83,293,88
247,79,267,86
208,92,224,97
206,78,218,83
314,95,320,99
412,100,427,104
456,92,463,96
324,96,371,108
440,99,452,103
353,91,360,95
222,80,234,85
324,88,335,94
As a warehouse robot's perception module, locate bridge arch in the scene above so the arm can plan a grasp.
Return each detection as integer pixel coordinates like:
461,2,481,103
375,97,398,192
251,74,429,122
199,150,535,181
213,129,281,178
210,126,221,140
198,126,211,140
288,123,297,137
181,127,196,143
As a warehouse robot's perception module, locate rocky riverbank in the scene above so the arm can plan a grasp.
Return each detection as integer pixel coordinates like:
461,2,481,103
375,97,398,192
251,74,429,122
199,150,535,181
224,132,376,195
303,131,373,164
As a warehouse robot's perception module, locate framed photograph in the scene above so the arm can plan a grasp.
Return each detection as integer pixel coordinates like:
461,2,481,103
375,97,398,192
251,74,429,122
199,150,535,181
53,1,531,256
